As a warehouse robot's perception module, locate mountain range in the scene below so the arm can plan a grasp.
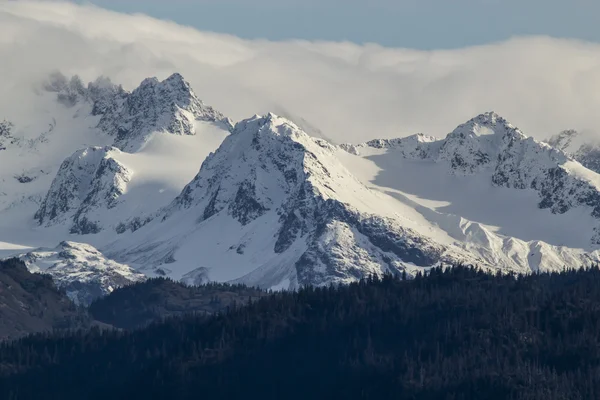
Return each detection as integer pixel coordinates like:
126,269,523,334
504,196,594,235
2,72,600,303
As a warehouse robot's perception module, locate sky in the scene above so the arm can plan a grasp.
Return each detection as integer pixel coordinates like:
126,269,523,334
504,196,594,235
76,0,600,49
2,1,600,144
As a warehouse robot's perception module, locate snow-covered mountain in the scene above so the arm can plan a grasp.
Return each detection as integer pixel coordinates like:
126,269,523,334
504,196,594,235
16,241,146,306
3,73,600,300
97,73,232,152
105,114,482,288
341,112,600,247
0,72,230,300
35,146,132,234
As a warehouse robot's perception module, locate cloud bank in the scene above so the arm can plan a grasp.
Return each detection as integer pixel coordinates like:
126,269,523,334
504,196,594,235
1,1,600,143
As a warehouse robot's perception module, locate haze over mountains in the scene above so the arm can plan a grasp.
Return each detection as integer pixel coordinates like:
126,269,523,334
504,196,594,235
2,72,600,303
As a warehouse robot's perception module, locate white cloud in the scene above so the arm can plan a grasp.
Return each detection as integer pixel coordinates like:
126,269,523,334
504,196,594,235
1,1,600,143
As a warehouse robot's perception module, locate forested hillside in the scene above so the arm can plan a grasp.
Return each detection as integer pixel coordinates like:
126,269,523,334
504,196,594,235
2,266,600,399
89,278,267,329
0,259,89,340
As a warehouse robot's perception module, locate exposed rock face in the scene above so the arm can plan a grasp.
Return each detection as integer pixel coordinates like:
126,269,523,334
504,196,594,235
35,146,131,234
98,73,231,151
16,241,146,306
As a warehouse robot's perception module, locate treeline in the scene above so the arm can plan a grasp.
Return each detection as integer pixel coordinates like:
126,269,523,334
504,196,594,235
3,265,600,399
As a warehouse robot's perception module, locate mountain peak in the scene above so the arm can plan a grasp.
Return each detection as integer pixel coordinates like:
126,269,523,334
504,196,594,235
35,146,132,234
17,242,146,306
472,111,502,124
98,73,230,152
163,72,187,85
448,111,524,140
437,112,529,174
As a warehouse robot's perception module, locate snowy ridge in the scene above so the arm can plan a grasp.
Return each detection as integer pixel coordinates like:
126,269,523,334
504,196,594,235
17,241,146,306
339,133,438,158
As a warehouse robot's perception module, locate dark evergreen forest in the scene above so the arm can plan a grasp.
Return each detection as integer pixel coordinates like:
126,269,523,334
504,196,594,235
2,265,600,400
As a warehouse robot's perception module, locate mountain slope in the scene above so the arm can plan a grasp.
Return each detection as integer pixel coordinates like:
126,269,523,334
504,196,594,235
340,112,600,249
0,258,89,340
106,114,482,289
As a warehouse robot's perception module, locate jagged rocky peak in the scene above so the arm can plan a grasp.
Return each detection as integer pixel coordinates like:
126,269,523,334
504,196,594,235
35,146,131,234
437,111,530,174
448,111,523,138
101,72,231,152
41,71,230,152
16,241,146,306
164,113,320,221
434,113,600,229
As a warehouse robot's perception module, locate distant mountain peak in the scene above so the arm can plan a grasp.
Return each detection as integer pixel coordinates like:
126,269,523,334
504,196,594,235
17,241,146,306
42,71,231,152
446,111,525,142
98,73,231,152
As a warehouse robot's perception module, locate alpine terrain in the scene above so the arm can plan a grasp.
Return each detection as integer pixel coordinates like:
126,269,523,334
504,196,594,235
2,72,600,301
